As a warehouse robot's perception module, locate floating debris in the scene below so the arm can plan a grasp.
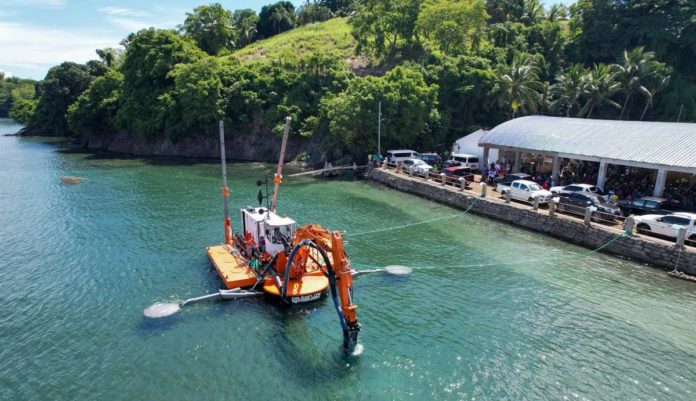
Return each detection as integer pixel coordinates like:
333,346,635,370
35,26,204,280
60,176,86,184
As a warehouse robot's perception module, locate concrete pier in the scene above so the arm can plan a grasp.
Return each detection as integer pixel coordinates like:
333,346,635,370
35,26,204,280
369,168,696,275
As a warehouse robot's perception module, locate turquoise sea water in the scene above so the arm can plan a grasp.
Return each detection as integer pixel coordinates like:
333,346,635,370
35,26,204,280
1,118,695,400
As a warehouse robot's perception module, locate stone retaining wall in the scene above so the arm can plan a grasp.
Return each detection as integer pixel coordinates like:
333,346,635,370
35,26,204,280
369,168,696,275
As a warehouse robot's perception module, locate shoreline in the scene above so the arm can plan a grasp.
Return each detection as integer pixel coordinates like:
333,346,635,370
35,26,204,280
368,167,696,278
7,128,325,165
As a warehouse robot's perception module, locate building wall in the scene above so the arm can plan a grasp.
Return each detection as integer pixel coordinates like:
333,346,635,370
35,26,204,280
369,168,696,275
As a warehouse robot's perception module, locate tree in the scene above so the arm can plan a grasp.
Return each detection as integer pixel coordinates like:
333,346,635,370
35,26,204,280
297,2,333,26
169,57,225,137
547,4,567,21
494,55,544,119
549,64,585,117
639,64,671,121
317,0,355,13
351,0,422,57
416,0,488,55
9,99,36,125
321,66,439,156
426,54,497,142
612,47,660,119
32,62,96,135
0,76,36,117
485,0,544,25
95,47,124,68
577,63,621,118
568,0,622,64
180,3,236,55
233,9,259,47
116,29,205,139
67,70,123,135
257,1,296,38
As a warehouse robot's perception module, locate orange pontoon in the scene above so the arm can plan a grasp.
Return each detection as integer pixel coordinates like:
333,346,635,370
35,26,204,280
205,117,360,350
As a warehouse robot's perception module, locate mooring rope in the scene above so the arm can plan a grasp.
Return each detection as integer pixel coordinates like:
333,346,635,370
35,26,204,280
352,232,626,271
673,243,684,273
347,197,479,238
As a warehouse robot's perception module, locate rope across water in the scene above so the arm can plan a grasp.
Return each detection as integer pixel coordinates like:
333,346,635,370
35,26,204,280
347,197,479,238
352,232,627,271
344,193,626,272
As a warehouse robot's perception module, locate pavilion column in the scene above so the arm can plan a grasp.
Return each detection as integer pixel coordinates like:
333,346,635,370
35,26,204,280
513,151,521,173
482,147,490,167
596,160,608,190
551,155,560,180
653,169,668,197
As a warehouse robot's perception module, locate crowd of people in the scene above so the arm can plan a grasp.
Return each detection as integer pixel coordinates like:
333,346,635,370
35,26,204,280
483,157,696,211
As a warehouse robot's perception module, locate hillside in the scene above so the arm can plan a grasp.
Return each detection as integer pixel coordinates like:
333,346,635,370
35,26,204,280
233,18,370,72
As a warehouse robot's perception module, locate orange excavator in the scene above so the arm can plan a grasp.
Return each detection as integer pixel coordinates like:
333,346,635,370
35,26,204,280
145,117,360,351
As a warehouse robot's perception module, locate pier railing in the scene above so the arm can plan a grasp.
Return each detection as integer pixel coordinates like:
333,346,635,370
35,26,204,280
382,162,694,249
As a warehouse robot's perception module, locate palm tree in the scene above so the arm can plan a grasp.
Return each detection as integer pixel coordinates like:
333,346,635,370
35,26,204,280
612,47,658,119
578,64,621,118
271,7,294,34
549,64,585,117
639,67,671,121
495,55,545,119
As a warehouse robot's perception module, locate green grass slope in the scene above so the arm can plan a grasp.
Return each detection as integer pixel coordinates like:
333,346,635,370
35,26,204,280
233,18,369,70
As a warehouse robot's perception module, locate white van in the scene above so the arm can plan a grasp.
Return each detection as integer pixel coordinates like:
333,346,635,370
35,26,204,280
445,153,480,170
387,149,419,165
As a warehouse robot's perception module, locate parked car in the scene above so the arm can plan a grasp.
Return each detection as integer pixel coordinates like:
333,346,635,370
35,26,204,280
631,213,696,240
443,166,474,186
401,158,433,173
550,183,605,196
616,196,675,217
418,153,442,168
491,173,532,189
496,179,553,204
444,153,480,170
387,149,419,165
553,192,622,221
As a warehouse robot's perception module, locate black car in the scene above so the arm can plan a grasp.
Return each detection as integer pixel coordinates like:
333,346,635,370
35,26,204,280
418,153,442,167
616,196,676,217
555,192,622,221
492,173,532,187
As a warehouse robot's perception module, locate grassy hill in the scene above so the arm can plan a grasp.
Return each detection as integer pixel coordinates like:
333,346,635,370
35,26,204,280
233,18,370,71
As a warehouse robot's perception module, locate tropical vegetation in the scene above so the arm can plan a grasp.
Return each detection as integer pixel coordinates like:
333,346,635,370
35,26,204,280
8,0,696,160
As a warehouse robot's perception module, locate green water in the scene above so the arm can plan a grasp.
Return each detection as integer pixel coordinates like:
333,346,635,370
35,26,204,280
1,118,695,400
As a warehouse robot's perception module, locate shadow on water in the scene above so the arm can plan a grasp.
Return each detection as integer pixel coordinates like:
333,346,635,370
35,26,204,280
57,147,222,166
267,298,364,383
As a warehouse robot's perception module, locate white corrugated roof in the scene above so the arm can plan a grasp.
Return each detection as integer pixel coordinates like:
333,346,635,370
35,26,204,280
479,116,696,170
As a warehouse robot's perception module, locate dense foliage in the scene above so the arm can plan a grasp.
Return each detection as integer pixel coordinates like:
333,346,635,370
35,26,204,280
257,1,296,38
12,0,696,161
0,73,35,119
31,61,106,135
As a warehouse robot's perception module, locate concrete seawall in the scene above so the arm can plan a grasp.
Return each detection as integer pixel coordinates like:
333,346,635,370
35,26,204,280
368,168,696,276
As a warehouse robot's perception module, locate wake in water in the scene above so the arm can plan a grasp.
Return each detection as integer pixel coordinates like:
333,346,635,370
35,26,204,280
351,343,364,356
143,302,180,318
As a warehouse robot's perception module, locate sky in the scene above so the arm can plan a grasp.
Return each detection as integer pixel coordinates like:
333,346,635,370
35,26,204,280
0,0,576,80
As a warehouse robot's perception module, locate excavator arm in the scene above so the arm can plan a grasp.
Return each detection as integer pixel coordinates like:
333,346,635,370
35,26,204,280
329,231,360,350
281,227,360,351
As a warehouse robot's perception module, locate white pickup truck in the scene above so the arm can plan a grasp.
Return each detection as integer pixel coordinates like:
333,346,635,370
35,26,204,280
496,179,554,204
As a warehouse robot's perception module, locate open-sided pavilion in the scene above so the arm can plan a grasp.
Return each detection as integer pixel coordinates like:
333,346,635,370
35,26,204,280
478,116,696,197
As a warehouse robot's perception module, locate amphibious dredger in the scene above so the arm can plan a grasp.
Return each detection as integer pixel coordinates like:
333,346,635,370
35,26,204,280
206,117,360,350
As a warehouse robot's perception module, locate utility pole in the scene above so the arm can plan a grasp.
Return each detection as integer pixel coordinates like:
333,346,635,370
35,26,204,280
677,104,684,122
377,101,382,157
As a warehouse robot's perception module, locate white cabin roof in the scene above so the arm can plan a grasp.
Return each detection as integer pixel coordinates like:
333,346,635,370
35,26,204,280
242,207,296,226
